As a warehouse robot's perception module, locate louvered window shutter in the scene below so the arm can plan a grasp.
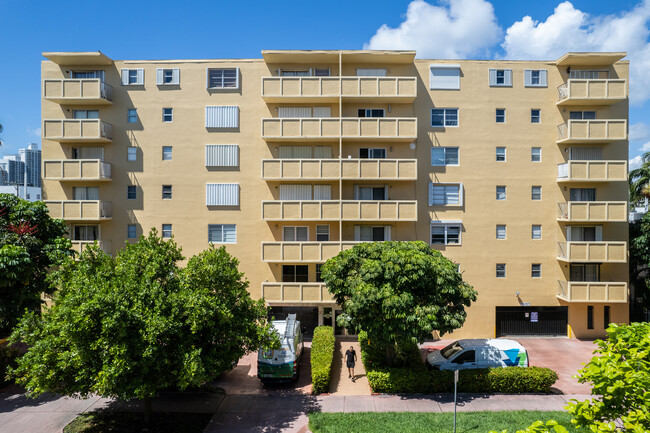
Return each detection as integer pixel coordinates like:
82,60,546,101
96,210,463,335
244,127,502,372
121,69,129,85
136,69,144,85
172,68,180,85
504,70,512,86
489,69,497,86
524,70,532,87
156,69,163,85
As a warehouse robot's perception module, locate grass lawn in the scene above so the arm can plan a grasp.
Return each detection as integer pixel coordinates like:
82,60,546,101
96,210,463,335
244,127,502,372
63,411,213,433
309,411,578,433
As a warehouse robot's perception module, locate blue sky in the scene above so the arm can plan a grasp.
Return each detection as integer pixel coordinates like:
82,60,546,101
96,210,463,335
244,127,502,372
0,0,647,165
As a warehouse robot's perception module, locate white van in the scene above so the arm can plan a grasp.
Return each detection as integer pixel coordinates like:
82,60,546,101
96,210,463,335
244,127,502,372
426,339,528,370
257,314,304,382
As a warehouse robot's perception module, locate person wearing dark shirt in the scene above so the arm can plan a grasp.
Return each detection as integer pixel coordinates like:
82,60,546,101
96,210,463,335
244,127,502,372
345,346,357,381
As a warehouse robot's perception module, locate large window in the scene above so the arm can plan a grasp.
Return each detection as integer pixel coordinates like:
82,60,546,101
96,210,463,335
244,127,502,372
355,226,390,241
206,183,239,206
73,225,98,241
73,110,99,119
206,144,239,167
357,109,385,118
207,68,239,89
205,106,239,128
431,147,459,166
356,186,387,200
430,184,462,205
570,111,596,120
431,108,458,127
570,264,599,281
282,265,309,282
283,226,308,241
316,225,330,241
429,65,460,90
430,224,461,245
570,188,596,201
359,148,386,159
208,224,236,243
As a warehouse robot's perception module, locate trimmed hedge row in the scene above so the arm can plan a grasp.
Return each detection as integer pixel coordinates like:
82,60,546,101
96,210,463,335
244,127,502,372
311,326,335,394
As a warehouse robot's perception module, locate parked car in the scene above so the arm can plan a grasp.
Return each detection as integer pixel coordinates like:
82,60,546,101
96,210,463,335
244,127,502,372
257,314,304,382
426,338,528,370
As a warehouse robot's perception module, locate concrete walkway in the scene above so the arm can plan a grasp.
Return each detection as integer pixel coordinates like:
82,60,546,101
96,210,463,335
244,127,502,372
328,341,370,395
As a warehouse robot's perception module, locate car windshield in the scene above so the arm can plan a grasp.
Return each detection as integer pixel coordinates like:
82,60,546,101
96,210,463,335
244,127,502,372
440,341,464,359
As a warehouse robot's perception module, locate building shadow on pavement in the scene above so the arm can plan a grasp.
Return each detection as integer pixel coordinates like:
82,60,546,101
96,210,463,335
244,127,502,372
0,384,62,413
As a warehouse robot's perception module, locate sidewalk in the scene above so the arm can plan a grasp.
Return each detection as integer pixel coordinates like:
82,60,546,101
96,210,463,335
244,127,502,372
328,341,370,395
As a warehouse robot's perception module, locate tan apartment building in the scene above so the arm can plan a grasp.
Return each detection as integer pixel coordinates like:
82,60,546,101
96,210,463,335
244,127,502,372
41,50,629,339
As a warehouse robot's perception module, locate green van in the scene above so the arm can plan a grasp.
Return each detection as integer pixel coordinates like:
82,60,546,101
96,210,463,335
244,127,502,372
257,314,304,382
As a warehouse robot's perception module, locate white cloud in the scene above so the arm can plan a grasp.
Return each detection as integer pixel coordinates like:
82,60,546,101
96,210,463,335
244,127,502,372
364,0,502,58
630,122,650,142
502,0,650,104
26,127,41,137
640,141,650,152
630,155,644,171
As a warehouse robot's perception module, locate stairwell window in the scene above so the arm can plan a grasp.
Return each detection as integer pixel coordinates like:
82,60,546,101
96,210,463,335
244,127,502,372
208,224,236,243
430,224,461,245
495,109,506,123
431,108,458,127
431,147,459,166
127,186,136,200
532,186,542,201
162,146,172,161
496,147,506,162
496,264,506,278
532,225,542,239
162,185,172,200
496,186,506,201
162,224,172,239
496,225,506,240
162,108,173,123
531,147,541,162
127,224,137,239
127,147,137,161
531,109,541,124
531,264,542,278
127,109,137,123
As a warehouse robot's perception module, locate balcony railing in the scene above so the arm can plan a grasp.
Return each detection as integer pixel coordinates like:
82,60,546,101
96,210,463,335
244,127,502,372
557,280,628,303
557,201,627,222
261,282,335,303
261,76,417,102
42,119,112,143
261,200,417,221
261,117,417,141
557,160,627,182
557,241,627,263
557,79,627,105
71,240,111,255
261,158,417,180
261,241,363,262
43,159,111,181
557,119,627,143
43,79,113,104
45,200,112,221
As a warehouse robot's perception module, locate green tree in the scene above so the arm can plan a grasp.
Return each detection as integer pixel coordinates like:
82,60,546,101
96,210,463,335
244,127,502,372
629,151,650,205
321,241,477,364
0,194,72,334
566,322,650,432
629,212,650,309
9,230,278,422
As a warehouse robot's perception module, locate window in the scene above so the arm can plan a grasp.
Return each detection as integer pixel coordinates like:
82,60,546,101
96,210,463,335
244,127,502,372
162,108,173,122
360,148,387,159
430,224,461,245
496,186,506,200
127,147,137,161
356,226,390,241
205,144,238,167
73,225,98,241
532,225,542,240
121,68,144,85
524,70,548,87
429,184,462,206
206,183,239,206
316,225,330,241
567,226,602,242
587,306,594,330
570,264,600,282
127,224,137,239
280,70,310,76
531,147,541,162
356,68,386,76
127,186,136,200
127,109,137,123
570,70,607,79
357,109,384,118
357,186,387,200
570,188,596,202
452,350,475,364
495,109,506,123
283,226,308,241
496,225,506,240
156,68,179,85
314,69,330,76
431,147,459,166
162,146,172,160
208,224,236,243
604,306,610,328
205,106,239,128
489,69,512,87
531,186,542,200
316,264,324,282
162,224,172,239
531,109,541,124
429,65,461,90
496,147,506,161
570,111,596,120
162,185,172,200
73,110,99,119
72,70,105,80
282,265,309,283
531,264,542,278
73,187,99,200
496,264,506,278
207,68,239,89
431,108,458,127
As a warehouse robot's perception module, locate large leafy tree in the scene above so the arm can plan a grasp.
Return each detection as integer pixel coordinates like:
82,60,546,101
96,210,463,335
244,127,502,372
629,212,650,310
0,194,72,334
321,241,477,364
10,230,278,421
629,151,650,205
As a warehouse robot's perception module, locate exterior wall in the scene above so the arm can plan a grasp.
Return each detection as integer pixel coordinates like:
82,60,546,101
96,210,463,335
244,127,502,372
41,51,629,340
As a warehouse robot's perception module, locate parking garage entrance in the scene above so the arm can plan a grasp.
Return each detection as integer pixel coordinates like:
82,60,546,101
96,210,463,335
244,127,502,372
496,306,568,337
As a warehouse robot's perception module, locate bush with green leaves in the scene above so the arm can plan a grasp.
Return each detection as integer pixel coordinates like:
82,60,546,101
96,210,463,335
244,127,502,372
358,330,421,370
311,326,335,394
0,345,19,387
490,420,569,433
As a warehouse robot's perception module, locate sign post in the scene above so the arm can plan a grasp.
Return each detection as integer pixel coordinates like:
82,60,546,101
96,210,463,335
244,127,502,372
453,369,459,433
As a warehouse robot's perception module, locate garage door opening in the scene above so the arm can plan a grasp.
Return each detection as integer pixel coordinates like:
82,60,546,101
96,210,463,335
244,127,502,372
496,306,568,337
269,306,319,339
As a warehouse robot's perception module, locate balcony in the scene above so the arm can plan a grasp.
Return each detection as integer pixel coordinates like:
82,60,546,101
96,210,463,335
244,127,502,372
557,241,627,263
261,76,417,103
261,200,417,221
45,200,112,221
261,158,417,180
43,159,111,181
71,240,111,255
557,280,628,303
557,160,627,182
43,119,112,143
557,201,627,222
557,119,627,144
43,79,113,105
261,117,417,142
261,282,335,303
261,241,362,262
557,79,627,105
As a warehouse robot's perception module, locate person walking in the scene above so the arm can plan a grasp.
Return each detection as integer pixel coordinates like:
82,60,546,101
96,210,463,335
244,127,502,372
345,346,357,381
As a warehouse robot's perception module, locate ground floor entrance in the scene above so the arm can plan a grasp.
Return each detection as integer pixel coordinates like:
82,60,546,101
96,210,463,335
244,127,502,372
495,306,568,337
268,305,351,338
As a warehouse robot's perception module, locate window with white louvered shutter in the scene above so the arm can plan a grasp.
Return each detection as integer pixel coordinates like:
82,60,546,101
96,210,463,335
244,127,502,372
206,106,239,128
206,184,239,206
205,145,239,167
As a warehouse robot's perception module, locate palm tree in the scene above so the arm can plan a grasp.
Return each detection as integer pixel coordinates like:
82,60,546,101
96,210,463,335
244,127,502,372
629,151,650,205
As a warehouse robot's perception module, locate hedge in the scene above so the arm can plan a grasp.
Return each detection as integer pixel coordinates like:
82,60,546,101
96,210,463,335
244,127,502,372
358,330,421,369
0,345,19,388
311,326,335,394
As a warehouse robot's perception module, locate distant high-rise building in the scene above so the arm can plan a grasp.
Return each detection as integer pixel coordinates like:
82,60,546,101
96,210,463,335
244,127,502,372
0,143,42,201
19,143,41,187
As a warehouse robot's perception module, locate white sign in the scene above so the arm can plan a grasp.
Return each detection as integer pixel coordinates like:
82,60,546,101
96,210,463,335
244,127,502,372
454,369,459,383
531,312,539,323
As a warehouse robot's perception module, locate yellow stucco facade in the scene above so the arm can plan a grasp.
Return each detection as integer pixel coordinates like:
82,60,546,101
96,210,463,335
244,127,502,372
41,50,629,339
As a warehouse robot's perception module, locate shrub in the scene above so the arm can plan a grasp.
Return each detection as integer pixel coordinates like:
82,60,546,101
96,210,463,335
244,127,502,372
358,331,422,369
311,326,335,394
0,345,19,387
